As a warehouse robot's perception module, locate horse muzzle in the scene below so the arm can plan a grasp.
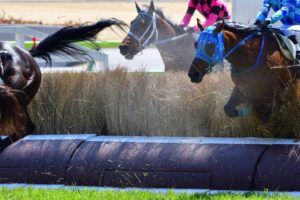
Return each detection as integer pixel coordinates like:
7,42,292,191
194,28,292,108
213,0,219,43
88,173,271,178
119,44,129,55
119,44,140,60
189,71,204,83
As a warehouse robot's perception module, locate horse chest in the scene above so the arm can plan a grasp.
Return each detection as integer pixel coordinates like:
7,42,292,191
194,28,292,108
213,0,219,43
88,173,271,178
231,72,282,100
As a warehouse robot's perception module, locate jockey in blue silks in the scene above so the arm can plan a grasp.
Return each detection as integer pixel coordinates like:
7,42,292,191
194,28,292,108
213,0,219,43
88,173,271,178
254,0,300,60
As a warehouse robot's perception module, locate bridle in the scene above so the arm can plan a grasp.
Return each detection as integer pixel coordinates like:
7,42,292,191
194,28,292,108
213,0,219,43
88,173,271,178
128,11,189,50
128,12,158,50
194,26,264,74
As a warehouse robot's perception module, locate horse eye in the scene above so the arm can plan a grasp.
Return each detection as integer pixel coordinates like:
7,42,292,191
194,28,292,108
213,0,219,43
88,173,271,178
194,42,197,49
205,43,215,56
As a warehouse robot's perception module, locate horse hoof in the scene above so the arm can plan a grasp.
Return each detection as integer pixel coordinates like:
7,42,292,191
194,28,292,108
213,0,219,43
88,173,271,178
0,137,10,153
0,138,5,153
224,104,239,118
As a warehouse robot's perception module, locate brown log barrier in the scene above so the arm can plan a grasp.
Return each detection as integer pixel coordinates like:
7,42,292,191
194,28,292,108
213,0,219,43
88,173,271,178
1,135,300,191
0,135,95,184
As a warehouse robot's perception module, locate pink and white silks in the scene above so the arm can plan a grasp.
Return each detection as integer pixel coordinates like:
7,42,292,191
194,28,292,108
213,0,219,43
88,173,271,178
180,0,231,32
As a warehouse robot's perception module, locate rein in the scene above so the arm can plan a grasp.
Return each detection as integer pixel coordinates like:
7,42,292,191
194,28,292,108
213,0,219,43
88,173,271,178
128,12,189,49
154,33,189,46
225,30,265,74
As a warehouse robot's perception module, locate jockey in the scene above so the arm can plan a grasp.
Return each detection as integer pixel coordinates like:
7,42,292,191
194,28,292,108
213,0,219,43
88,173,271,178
254,0,300,60
179,0,231,33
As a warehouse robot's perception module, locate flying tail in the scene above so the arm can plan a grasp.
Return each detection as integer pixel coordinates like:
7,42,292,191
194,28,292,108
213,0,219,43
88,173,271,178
29,18,127,65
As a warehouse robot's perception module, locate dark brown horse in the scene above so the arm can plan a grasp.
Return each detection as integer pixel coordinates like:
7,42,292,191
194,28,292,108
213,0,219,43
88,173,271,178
0,19,125,152
119,1,195,71
188,20,299,122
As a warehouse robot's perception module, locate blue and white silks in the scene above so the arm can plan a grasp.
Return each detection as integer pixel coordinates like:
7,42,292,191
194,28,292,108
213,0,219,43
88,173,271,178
256,0,300,48
256,0,300,25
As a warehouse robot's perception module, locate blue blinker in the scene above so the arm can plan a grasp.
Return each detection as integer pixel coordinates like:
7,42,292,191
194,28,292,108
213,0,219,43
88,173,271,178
194,26,224,66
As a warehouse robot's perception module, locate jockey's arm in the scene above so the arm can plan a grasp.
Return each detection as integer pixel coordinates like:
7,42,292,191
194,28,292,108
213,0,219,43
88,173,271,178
180,0,196,27
267,1,293,24
255,0,272,24
192,0,225,32
201,6,221,28
191,13,219,32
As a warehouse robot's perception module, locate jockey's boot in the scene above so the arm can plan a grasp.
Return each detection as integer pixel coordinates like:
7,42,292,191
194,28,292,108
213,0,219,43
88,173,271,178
288,35,300,64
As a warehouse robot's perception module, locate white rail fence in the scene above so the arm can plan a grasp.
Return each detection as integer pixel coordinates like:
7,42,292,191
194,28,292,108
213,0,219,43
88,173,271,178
0,25,109,71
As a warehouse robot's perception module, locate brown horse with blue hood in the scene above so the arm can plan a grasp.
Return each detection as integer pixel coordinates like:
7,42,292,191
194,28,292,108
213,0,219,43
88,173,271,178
188,19,300,123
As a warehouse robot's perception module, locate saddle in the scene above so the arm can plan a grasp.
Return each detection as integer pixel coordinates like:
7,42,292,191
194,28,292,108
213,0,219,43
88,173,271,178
273,33,296,62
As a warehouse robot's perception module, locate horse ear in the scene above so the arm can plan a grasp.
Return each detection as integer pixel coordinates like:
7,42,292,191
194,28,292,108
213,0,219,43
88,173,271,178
213,20,225,34
135,2,142,13
148,0,155,15
197,18,204,31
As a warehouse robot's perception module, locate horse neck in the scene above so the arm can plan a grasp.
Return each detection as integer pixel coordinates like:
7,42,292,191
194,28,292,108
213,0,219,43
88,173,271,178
152,14,195,71
154,15,194,55
222,30,262,69
154,14,177,41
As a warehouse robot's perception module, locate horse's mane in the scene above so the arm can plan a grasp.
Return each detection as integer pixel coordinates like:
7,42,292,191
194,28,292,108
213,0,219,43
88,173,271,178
219,21,281,36
223,21,259,33
143,6,185,34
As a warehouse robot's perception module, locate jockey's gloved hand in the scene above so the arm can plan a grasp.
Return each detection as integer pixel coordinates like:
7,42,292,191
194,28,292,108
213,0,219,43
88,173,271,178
254,20,261,26
260,19,271,28
184,26,195,33
178,24,185,30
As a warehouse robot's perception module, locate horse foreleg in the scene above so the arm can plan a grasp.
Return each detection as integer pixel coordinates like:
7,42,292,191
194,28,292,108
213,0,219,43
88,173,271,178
224,87,246,117
0,108,35,153
15,109,35,139
0,118,26,153
252,102,273,123
0,133,19,153
24,110,36,134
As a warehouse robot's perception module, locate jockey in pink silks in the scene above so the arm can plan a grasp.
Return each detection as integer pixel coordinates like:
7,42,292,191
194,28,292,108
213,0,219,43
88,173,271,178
179,0,231,32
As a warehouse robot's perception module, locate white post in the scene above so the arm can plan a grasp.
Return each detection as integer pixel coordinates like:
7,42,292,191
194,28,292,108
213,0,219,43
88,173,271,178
15,32,25,48
102,54,109,70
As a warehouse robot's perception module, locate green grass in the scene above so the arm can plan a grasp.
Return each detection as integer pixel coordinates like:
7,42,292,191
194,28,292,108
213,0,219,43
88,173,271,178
77,41,121,49
0,188,297,200
7,41,121,49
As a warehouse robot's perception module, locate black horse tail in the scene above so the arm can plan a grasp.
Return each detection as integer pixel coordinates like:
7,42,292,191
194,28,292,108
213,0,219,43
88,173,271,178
29,18,127,65
0,86,24,137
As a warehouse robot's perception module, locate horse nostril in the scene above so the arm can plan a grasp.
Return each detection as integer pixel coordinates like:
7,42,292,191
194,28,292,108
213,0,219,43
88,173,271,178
119,45,129,54
189,71,201,83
